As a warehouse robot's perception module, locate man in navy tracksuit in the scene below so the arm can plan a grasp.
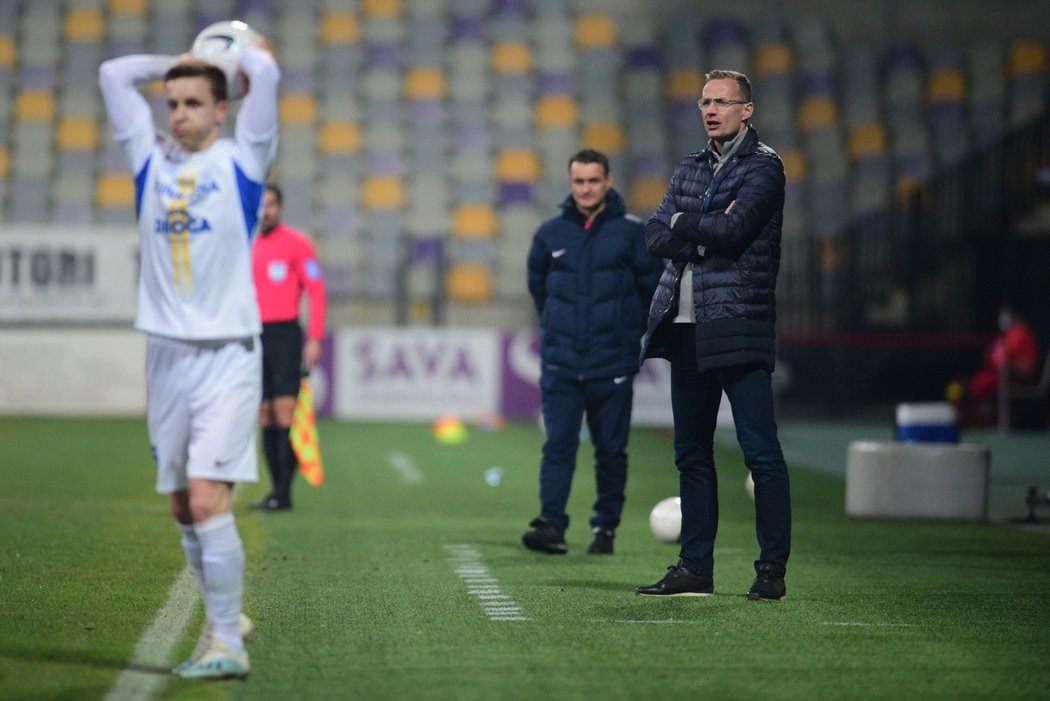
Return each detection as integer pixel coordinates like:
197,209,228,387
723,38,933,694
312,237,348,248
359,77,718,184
523,149,663,556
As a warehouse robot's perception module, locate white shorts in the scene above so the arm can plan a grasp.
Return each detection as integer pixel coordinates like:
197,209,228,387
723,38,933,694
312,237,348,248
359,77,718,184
146,334,261,494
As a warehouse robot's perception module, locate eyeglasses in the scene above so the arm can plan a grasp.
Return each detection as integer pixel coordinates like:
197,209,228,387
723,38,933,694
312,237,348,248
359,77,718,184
697,98,749,109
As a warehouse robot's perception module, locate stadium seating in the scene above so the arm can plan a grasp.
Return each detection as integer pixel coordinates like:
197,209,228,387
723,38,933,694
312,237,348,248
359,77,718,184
0,1,1046,329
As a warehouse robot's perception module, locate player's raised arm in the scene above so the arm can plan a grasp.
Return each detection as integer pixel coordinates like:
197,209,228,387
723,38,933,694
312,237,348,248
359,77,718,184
235,46,281,143
98,54,178,140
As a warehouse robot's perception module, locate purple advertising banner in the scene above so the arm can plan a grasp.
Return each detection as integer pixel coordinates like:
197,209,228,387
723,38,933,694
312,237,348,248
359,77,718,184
500,329,542,419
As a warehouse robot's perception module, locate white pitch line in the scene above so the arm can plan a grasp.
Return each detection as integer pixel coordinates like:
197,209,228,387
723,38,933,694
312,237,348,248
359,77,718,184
102,567,198,701
821,622,923,628
386,451,424,484
604,619,694,624
444,544,529,621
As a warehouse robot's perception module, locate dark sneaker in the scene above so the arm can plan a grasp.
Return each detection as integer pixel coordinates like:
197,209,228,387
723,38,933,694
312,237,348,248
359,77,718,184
251,496,291,512
521,517,567,554
746,564,786,600
586,528,614,555
635,560,714,597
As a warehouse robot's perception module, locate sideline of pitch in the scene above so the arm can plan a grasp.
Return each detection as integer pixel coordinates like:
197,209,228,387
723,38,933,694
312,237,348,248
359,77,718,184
102,567,197,701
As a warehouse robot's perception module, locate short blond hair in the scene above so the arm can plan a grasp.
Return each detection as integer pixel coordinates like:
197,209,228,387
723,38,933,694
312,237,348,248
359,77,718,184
704,69,751,102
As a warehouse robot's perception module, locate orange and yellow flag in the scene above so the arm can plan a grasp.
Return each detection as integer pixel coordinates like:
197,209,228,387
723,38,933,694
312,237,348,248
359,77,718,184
290,378,324,486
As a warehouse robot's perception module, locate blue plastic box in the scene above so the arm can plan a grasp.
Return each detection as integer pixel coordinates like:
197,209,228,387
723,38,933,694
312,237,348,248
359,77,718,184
895,402,959,443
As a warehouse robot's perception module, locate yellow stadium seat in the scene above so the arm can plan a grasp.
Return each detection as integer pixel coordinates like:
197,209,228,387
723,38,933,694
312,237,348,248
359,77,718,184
0,35,15,68
108,0,146,15
491,41,533,74
575,14,616,49
629,176,668,213
495,149,540,182
320,13,360,44
582,122,624,154
452,205,497,239
64,8,104,42
14,91,56,122
362,176,404,209
57,117,99,151
753,42,793,75
447,264,494,303
96,174,136,208
319,120,360,154
0,145,9,179
666,69,703,101
280,94,317,125
363,0,403,19
1009,40,1046,76
535,96,578,129
404,67,446,100
927,69,966,102
796,95,839,133
779,148,807,181
847,124,887,160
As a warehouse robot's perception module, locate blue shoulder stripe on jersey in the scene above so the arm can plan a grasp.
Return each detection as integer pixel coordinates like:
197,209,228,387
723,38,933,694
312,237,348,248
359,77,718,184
134,154,152,219
233,162,264,242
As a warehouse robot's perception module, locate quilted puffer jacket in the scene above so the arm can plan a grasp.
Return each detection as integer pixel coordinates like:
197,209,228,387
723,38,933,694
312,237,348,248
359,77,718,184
528,188,663,380
641,125,785,373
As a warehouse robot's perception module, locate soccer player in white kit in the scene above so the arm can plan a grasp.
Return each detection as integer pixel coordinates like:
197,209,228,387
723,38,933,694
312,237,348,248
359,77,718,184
99,45,279,680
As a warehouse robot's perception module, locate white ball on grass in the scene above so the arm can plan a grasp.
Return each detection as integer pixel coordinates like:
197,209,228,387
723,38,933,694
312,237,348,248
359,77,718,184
649,496,681,543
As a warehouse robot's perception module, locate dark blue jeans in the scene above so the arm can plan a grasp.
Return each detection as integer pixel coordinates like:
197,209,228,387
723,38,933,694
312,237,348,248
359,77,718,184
669,324,791,576
537,373,634,533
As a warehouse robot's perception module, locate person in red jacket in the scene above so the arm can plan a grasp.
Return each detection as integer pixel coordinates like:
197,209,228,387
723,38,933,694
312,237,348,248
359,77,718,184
251,184,327,511
950,305,1040,426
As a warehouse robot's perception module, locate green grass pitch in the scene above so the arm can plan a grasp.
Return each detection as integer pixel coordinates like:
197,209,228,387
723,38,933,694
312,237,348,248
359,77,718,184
1,417,1048,700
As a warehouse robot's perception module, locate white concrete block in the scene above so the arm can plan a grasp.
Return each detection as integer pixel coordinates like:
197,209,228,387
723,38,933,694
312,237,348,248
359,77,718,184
846,440,989,521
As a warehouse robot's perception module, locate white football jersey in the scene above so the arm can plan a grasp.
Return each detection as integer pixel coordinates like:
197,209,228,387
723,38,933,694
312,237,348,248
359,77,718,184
101,52,278,340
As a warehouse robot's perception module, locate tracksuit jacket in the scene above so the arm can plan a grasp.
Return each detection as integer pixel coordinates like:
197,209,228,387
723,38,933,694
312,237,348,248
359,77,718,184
527,188,663,380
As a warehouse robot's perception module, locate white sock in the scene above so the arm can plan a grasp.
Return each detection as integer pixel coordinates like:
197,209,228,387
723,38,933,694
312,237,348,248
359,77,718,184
195,512,246,653
178,523,206,593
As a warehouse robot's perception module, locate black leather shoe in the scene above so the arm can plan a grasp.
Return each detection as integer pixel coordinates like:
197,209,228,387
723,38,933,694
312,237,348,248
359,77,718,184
586,528,615,555
746,564,786,600
635,560,714,597
521,517,567,554
251,496,292,512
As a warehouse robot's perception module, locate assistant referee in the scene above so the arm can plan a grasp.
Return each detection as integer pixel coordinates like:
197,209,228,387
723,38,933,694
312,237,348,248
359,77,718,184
251,184,327,511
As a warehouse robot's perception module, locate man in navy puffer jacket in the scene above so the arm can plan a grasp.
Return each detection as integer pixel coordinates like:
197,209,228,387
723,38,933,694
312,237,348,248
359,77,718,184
523,149,662,556
634,70,792,600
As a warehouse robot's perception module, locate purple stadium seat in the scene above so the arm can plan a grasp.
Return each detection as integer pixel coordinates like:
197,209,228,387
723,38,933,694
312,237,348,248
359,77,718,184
365,42,401,69
491,0,528,17
17,65,56,91
884,43,924,73
367,151,404,177
411,237,445,266
409,99,445,124
454,122,488,150
800,71,836,99
281,68,315,93
626,45,662,70
498,181,534,206
631,153,670,177
703,16,745,47
450,16,485,43
538,72,573,96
